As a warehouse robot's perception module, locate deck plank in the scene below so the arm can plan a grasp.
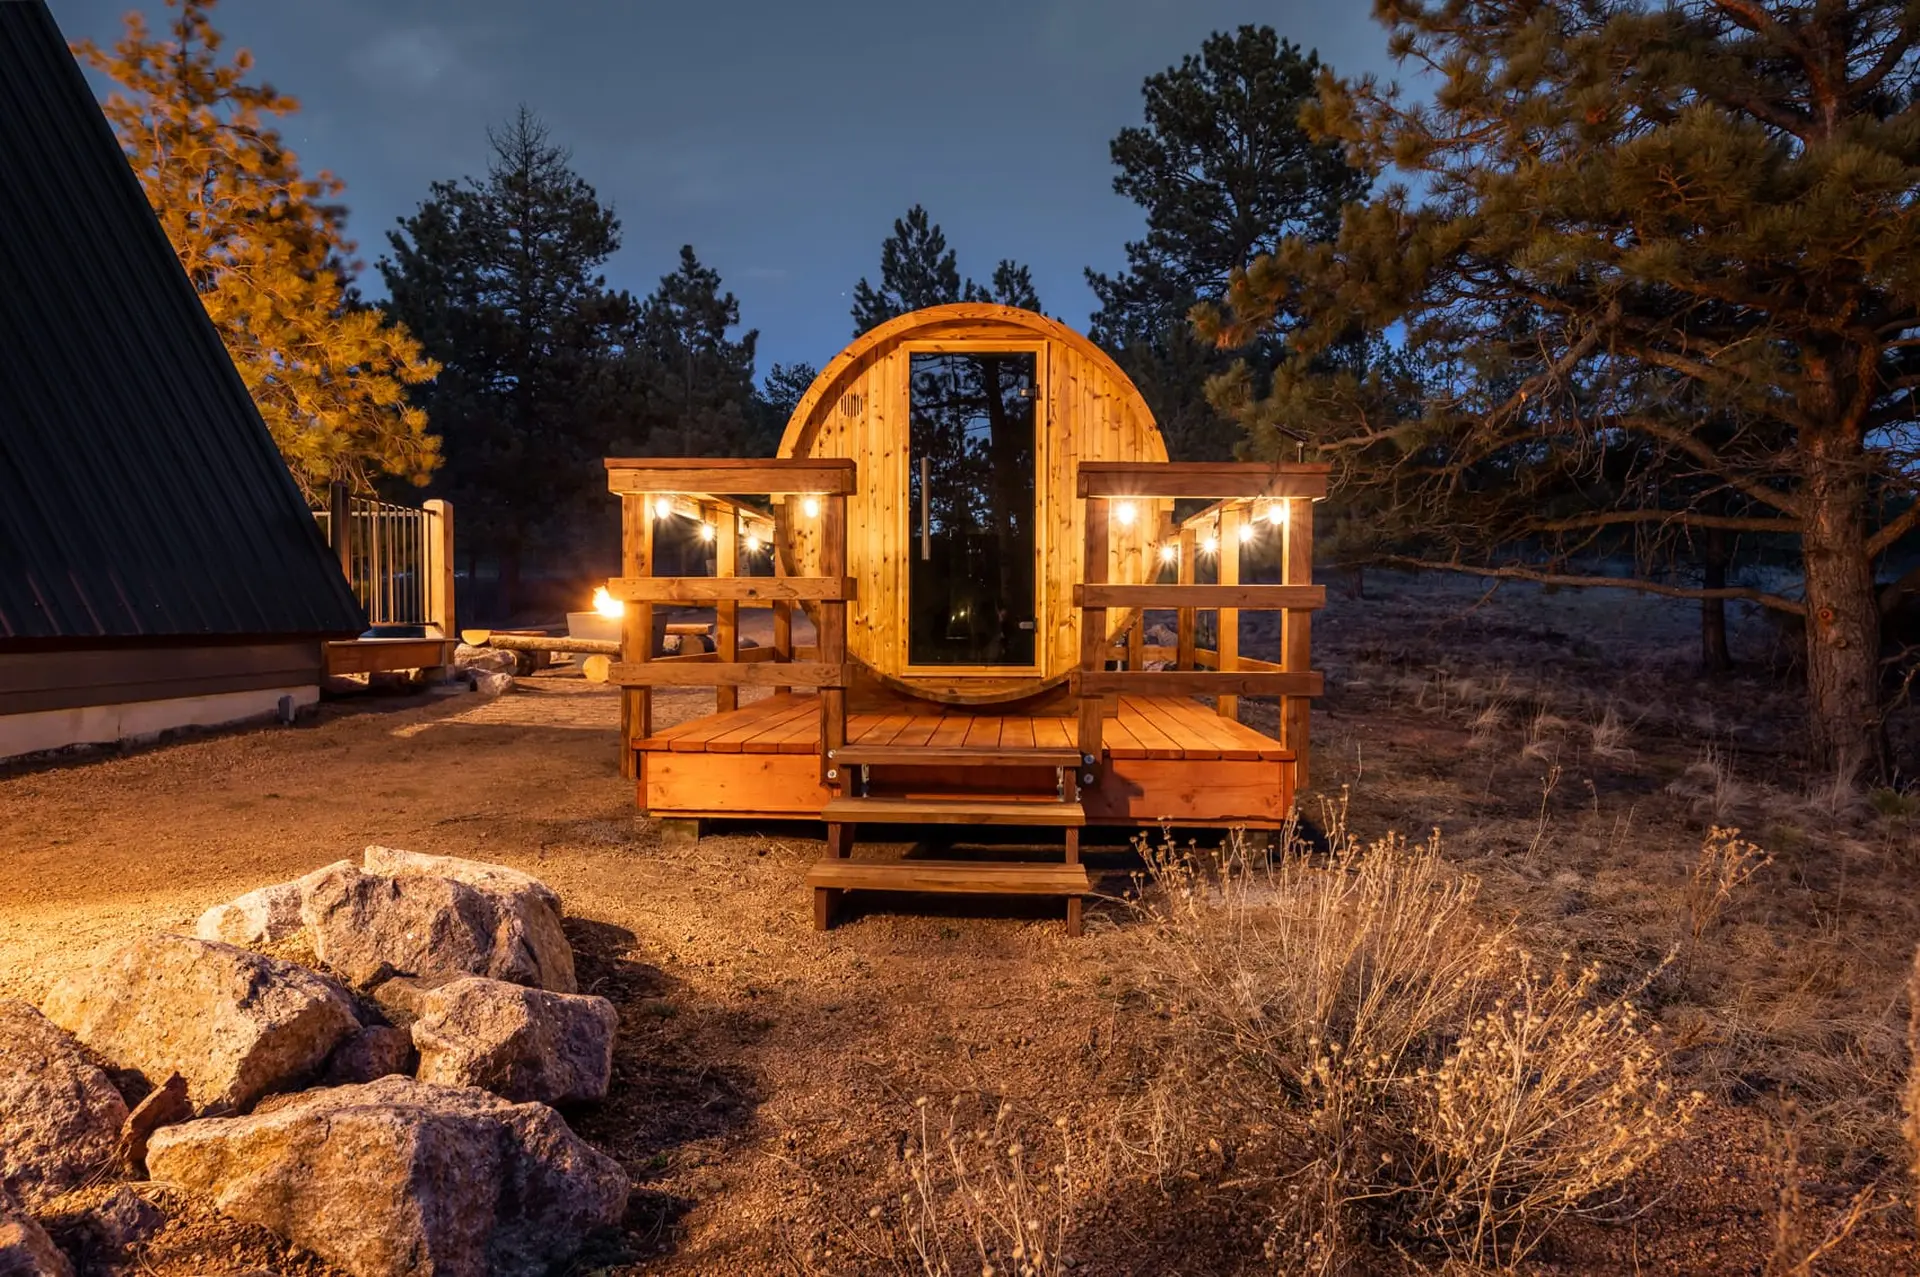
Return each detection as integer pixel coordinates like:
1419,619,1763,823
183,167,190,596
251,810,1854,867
1130,696,1221,761
927,716,975,748
1159,695,1275,761
738,696,822,754
852,713,915,749
1000,716,1036,749
889,714,945,748
1116,698,1183,760
962,717,1003,749
1031,717,1075,752
1103,714,1147,760
709,698,814,754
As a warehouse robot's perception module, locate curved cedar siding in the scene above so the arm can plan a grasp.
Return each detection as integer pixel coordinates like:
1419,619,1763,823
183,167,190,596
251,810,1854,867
774,304,1169,704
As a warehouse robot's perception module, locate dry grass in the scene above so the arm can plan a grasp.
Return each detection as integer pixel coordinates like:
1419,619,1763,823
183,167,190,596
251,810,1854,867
1118,800,1699,1272
1906,946,1920,1234
884,1099,1080,1277
1765,1106,1879,1277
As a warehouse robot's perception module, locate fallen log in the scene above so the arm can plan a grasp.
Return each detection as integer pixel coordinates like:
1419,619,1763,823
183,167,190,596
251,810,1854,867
462,631,622,656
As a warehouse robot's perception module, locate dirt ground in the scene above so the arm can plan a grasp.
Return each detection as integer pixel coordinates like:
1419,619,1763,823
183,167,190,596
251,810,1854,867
3,577,1918,1274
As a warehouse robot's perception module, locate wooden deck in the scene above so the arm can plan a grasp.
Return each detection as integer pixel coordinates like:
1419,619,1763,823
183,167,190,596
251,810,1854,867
636,691,1291,761
633,692,1296,828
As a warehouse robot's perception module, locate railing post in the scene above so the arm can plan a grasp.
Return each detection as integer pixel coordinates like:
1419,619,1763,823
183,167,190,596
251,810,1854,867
1283,496,1313,789
1217,504,1242,722
423,498,456,638
1078,498,1109,767
1176,525,1197,670
711,502,739,714
772,598,793,696
818,493,848,785
619,494,654,782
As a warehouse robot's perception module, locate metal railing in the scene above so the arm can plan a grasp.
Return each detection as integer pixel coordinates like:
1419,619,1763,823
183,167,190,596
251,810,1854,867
312,489,455,634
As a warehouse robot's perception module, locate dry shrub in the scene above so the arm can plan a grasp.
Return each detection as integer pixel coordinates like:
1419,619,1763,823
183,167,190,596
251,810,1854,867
1906,945,1920,1231
887,1097,1078,1277
1127,798,1699,1272
1765,1104,1877,1277
1684,826,1772,942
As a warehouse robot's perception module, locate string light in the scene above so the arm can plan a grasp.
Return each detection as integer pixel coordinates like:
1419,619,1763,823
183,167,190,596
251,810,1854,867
652,496,673,519
1238,522,1255,544
1267,502,1286,526
1113,501,1136,526
1158,543,1177,565
699,522,716,543
1201,534,1219,555
802,496,821,518
745,534,762,553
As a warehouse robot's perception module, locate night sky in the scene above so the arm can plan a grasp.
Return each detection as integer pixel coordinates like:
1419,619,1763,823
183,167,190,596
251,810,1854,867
48,1,1399,376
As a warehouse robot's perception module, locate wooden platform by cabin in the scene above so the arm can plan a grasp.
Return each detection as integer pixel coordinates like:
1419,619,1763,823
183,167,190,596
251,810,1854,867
634,691,1296,828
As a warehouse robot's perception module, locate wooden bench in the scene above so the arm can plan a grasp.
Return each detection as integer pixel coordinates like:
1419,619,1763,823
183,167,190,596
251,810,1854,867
805,859,1091,935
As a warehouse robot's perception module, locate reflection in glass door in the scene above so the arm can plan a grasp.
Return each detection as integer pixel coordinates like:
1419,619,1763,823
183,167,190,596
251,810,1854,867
906,351,1038,666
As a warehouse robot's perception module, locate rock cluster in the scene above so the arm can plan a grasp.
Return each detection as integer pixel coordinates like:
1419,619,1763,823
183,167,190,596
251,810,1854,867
3,850,625,1277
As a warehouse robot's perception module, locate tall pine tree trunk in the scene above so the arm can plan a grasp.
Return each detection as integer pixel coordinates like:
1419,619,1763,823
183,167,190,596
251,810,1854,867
1798,427,1884,778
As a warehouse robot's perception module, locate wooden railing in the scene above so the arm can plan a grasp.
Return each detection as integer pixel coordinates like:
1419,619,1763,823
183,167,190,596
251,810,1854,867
1073,461,1328,786
603,457,854,781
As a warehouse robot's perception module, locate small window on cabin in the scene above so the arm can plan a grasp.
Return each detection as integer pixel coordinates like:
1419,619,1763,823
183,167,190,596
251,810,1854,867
906,352,1039,667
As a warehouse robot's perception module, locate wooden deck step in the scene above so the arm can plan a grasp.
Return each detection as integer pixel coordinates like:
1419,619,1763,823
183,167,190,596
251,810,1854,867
832,744,1085,768
821,797,1086,827
806,858,1091,934
806,859,1089,896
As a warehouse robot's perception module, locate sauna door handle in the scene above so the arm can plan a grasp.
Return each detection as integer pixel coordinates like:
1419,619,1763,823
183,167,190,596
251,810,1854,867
919,456,931,561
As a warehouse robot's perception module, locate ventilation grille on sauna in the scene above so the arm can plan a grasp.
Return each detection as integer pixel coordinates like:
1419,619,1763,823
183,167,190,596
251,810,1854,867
839,391,864,418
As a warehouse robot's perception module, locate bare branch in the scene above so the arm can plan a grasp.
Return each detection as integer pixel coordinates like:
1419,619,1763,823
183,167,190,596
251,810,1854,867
1527,509,1801,535
1377,555,1805,615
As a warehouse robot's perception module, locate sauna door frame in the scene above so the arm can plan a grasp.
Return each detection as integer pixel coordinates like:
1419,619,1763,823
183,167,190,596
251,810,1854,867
895,338,1049,680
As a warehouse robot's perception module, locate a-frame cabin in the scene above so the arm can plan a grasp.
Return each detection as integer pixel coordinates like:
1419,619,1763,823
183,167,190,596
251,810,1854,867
603,304,1326,933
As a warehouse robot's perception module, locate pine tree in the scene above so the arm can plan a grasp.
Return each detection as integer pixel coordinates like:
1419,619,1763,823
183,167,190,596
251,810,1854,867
380,108,636,613
630,246,765,456
758,361,820,444
985,261,1042,311
1087,25,1365,461
851,205,966,333
75,0,440,498
1202,0,1920,776
850,206,1043,332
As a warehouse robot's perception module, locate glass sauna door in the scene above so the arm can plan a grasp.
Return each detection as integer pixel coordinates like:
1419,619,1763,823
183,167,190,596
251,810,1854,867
906,351,1039,667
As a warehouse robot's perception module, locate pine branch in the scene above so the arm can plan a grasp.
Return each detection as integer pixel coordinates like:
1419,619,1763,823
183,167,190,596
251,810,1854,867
1867,499,1920,558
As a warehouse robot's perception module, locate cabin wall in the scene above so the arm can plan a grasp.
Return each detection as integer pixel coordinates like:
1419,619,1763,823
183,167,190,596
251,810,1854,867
780,317,1167,696
0,639,324,759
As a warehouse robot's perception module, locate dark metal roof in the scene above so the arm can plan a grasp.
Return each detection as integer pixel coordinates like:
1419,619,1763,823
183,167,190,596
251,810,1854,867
0,0,366,642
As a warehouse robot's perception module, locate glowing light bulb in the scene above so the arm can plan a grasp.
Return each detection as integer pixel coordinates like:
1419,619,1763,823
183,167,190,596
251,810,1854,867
745,534,762,553
1201,535,1219,555
1158,543,1177,565
802,496,820,518
652,497,672,519
1267,502,1286,526
1238,521,1255,544
1113,501,1136,526
699,522,716,542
